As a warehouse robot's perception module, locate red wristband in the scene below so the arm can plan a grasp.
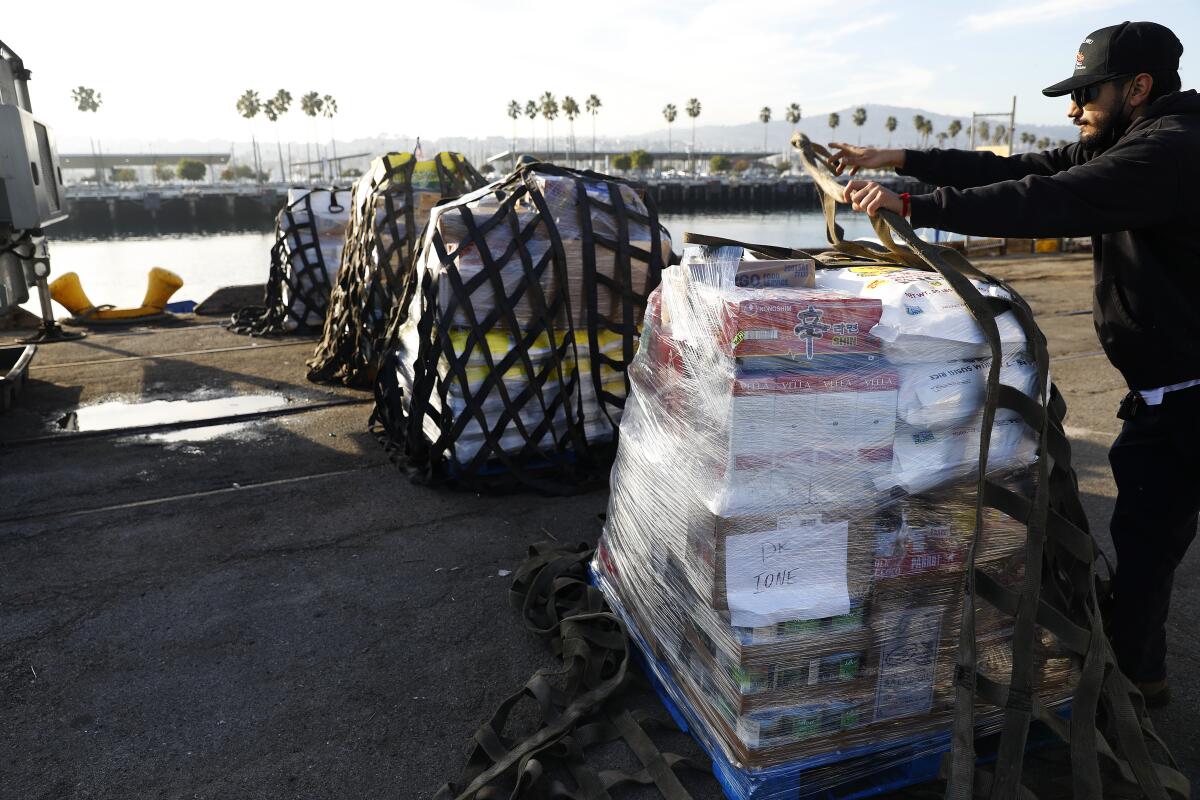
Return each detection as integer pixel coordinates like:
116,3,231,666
899,192,912,218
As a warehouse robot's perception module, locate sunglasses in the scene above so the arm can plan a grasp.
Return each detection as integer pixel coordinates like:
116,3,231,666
1070,75,1131,107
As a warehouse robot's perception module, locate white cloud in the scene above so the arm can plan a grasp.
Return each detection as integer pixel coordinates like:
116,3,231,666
963,0,1131,32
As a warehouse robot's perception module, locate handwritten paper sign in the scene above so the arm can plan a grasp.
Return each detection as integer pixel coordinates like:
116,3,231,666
724,520,850,628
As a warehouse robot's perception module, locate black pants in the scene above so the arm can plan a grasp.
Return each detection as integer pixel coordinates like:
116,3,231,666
1108,385,1200,683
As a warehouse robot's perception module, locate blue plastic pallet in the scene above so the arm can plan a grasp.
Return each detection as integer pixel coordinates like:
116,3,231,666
596,569,1068,800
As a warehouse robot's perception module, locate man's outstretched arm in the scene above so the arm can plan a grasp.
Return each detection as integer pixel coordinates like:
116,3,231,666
828,142,1081,190
841,132,1181,239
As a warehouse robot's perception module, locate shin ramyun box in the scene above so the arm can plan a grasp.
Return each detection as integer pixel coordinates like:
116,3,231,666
723,290,884,361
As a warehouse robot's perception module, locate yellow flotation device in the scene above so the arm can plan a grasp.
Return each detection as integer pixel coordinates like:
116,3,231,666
50,268,184,324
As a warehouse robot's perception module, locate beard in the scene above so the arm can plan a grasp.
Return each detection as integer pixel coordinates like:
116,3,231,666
1078,98,1129,150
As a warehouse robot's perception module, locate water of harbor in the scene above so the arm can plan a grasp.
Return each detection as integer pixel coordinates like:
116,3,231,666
33,211,877,311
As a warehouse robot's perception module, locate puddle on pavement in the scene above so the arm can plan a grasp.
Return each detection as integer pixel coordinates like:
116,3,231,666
54,394,292,437
151,422,258,443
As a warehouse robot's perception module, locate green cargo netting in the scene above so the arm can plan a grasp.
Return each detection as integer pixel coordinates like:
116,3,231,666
372,163,673,493
306,151,486,386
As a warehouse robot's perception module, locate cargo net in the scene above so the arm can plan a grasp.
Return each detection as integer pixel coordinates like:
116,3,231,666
589,137,1188,799
373,163,672,493
306,152,486,387
227,188,352,335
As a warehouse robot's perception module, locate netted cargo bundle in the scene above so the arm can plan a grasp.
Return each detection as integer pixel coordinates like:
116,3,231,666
306,152,485,386
373,163,672,492
590,135,1187,800
228,188,352,335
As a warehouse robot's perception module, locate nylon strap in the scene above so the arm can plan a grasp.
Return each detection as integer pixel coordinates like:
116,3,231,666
436,542,709,799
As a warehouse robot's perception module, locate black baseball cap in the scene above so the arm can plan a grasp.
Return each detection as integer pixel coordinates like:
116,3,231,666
1042,21,1183,97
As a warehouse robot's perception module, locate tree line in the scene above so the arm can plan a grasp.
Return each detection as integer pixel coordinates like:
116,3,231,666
68,84,343,184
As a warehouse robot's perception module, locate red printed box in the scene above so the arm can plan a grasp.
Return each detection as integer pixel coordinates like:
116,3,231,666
724,292,884,360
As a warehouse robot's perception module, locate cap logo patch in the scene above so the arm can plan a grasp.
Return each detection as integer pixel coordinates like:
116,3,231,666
1075,51,1086,70
1084,38,1094,44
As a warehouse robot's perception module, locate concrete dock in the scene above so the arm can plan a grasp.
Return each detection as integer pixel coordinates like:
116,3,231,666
1,252,1196,798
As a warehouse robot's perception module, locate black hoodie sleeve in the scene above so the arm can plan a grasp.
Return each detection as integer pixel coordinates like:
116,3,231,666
907,132,1181,238
897,145,1080,190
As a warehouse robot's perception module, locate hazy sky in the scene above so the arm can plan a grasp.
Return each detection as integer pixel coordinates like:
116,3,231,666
8,0,1197,148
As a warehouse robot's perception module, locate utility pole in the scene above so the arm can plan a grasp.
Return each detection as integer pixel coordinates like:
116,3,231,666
1009,95,1017,155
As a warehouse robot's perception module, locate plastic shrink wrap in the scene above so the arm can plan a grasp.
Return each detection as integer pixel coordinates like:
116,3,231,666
593,244,1076,794
307,152,486,386
373,164,671,488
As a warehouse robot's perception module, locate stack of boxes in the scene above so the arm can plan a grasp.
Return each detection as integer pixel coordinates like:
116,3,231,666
391,169,669,466
595,247,1075,784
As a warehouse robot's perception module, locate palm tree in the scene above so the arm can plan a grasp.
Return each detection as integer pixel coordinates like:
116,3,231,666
71,86,104,184
948,119,962,147
852,106,867,144
686,98,702,175
759,106,772,150
525,99,538,152
586,94,601,169
992,124,1007,147
322,95,338,179
885,115,897,147
785,103,802,127
828,112,840,136
300,92,323,181
663,103,678,155
976,120,991,146
539,91,558,159
236,89,263,183
562,96,580,163
921,120,934,148
937,132,949,148
507,100,521,156
264,89,291,181
912,115,926,148
1037,137,1051,150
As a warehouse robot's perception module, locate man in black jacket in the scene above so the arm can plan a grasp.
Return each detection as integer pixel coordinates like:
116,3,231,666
827,21,1198,707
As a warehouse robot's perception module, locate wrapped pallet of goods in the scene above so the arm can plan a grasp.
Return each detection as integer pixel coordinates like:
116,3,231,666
589,136,1188,799
595,240,1074,791
373,163,672,492
227,188,352,335
306,152,486,386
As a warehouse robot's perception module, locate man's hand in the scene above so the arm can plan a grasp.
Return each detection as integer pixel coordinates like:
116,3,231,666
827,143,906,176
843,180,904,218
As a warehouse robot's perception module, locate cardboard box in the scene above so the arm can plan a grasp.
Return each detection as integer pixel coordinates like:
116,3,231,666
735,258,816,289
722,291,883,360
